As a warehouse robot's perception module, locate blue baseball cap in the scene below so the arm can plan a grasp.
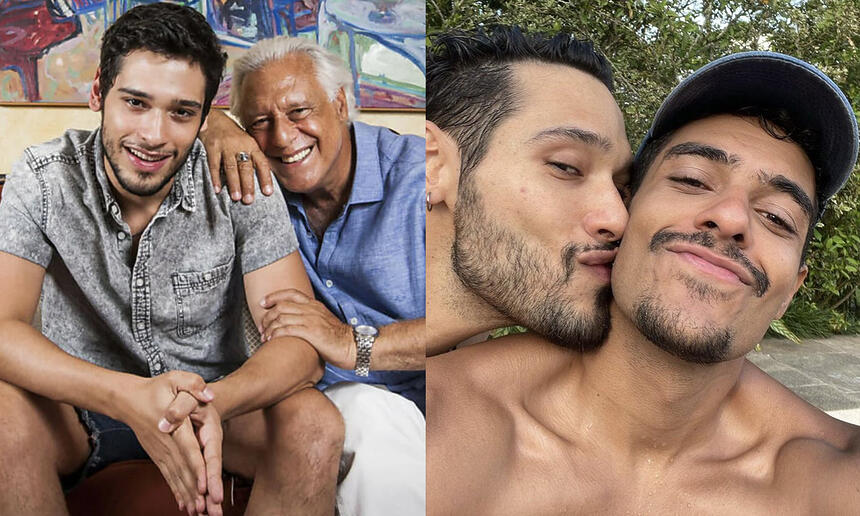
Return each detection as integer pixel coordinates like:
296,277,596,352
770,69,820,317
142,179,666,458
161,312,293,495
636,51,859,208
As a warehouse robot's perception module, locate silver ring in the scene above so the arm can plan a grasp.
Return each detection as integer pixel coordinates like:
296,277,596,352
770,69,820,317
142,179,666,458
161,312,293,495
236,151,250,163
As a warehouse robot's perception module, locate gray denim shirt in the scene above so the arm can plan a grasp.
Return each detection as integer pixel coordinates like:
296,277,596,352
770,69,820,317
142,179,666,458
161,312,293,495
0,129,298,380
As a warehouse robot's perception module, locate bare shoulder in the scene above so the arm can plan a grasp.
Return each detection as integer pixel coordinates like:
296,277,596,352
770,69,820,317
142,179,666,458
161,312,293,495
430,331,561,379
427,333,572,424
739,360,860,507
777,420,860,511
740,359,858,444
426,333,571,514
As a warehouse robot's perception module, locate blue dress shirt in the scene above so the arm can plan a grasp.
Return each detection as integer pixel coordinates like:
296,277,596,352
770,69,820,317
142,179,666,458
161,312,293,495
283,122,425,411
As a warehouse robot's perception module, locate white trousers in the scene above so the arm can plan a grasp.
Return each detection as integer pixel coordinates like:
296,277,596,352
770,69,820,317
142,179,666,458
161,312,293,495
324,383,425,516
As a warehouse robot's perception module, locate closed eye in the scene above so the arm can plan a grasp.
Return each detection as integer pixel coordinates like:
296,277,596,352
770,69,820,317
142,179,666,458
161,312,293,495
289,107,311,120
548,162,582,177
669,176,708,189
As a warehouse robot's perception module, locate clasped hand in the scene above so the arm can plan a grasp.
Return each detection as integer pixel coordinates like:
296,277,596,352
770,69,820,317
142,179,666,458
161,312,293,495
122,371,224,516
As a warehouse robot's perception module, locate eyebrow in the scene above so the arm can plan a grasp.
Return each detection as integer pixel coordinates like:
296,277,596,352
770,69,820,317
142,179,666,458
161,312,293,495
117,87,151,99
664,140,814,220
663,142,740,166
527,126,613,151
177,99,203,109
117,87,202,110
758,171,814,220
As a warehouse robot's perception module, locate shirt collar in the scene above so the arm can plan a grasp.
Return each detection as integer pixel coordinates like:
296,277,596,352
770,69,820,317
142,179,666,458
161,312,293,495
90,129,198,215
176,141,200,212
284,123,384,210
348,122,384,205
90,128,117,215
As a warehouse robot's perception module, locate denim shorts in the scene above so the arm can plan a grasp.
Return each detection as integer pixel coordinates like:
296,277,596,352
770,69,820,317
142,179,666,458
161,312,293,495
61,409,149,491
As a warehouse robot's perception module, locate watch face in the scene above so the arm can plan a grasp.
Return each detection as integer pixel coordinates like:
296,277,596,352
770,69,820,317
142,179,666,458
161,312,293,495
354,324,379,337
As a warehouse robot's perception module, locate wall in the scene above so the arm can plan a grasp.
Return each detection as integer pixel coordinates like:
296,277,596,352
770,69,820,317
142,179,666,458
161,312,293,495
0,106,424,174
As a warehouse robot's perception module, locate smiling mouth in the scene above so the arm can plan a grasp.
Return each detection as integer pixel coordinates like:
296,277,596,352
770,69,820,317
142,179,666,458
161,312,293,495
664,243,757,287
674,251,745,286
281,146,313,164
650,230,769,297
125,145,171,163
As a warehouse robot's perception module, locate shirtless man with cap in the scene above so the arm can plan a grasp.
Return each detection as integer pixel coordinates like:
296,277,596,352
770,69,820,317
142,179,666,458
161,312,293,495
427,40,860,514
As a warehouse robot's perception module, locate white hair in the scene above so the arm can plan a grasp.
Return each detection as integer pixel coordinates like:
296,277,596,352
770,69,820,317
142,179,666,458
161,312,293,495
230,36,357,122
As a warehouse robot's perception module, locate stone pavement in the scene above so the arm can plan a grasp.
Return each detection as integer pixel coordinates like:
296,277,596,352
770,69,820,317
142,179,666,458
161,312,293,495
746,335,860,425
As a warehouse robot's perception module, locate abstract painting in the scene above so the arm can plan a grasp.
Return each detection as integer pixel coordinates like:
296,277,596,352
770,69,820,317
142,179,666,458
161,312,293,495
0,0,425,109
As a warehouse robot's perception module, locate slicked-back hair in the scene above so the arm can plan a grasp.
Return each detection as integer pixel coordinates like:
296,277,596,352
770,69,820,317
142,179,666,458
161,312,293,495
632,106,821,262
427,26,614,182
99,3,227,119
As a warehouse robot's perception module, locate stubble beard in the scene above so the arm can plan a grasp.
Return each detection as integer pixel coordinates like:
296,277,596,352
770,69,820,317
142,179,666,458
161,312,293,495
624,228,768,364
631,295,734,364
451,178,612,351
101,126,187,198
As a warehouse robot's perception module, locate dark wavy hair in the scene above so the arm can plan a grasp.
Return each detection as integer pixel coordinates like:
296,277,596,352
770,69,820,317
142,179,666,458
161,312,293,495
427,26,614,182
99,3,227,118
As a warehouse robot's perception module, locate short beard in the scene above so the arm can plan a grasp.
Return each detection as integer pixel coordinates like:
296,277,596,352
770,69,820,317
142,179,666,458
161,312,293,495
451,177,612,351
100,115,188,197
633,295,733,364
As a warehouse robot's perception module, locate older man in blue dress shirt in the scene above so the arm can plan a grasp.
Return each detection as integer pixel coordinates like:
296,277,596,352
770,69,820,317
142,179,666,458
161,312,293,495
200,37,426,515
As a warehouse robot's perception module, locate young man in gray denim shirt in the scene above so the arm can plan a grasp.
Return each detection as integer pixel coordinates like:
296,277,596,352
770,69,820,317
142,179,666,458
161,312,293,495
0,4,342,516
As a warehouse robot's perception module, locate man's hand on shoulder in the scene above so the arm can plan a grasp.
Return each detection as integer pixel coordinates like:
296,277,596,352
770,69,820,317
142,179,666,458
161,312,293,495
259,288,356,369
201,109,274,204
116,371,218,515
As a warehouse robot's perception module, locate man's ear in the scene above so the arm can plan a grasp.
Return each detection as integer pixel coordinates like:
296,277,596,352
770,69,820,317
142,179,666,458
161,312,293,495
88,68,103,112
425,120,462,211
333,87,349,122
776,264,808,320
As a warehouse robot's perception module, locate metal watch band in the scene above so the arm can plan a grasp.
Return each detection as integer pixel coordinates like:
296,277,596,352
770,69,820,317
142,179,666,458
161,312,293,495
354,332,374,377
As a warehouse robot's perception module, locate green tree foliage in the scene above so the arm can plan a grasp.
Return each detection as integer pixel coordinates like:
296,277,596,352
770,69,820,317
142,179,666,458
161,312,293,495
429,0,860,336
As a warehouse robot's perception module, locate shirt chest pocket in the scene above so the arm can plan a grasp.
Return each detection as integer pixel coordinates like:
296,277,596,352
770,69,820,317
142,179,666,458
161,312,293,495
171,260,234,339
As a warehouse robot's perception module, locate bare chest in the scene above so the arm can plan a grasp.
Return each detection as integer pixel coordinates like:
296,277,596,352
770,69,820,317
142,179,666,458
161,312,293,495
470,446,810,516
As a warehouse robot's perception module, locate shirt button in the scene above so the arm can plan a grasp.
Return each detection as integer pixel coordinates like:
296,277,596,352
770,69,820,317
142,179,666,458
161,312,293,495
117,232,127,240
350,317,358,325
135,278,144,287
136,321,145,330
153,363,163,373
325,280,333,288
203,272,212,281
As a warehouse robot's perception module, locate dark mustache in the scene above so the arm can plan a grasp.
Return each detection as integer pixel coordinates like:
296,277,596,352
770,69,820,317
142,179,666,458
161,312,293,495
561,241,619,283
649,230,770,297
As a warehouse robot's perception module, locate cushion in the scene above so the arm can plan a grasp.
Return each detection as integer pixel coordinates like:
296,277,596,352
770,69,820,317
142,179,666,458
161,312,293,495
66,460,250,516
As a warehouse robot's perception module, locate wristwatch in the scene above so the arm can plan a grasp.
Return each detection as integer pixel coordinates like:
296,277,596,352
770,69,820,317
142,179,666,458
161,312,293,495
353,324,378,377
